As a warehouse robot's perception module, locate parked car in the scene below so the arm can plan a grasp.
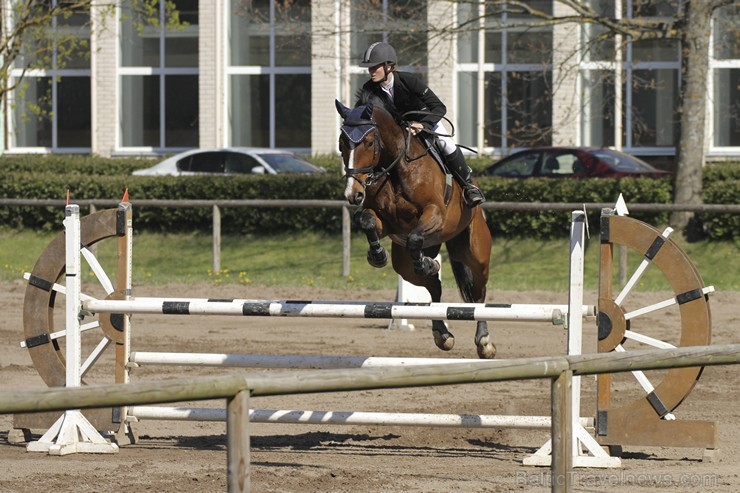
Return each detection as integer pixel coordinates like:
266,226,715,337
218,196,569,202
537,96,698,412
479,147,669,178
132,147,325,176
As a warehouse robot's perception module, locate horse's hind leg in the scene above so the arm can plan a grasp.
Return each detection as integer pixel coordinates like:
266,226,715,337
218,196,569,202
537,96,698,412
445,212,496,359
355,209,388,268
391,243,454,352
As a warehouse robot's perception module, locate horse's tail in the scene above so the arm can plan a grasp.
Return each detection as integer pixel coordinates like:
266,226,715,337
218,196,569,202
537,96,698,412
450,259,476,303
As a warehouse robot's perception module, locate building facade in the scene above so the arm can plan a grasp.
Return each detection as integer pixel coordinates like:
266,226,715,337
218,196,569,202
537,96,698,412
4,0,739,162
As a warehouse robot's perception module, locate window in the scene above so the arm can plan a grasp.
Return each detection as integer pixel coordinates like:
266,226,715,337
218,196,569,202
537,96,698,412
229,0,311,149
581,70,616,147
225,153,263,174
457,1,553,152
580,0,680,154
542,152,581,175
179,152,227,173
630,69,678,147
120,0,199,150
9,2,91,151
259,153,316,173
712,4,740,149
487,153,539,177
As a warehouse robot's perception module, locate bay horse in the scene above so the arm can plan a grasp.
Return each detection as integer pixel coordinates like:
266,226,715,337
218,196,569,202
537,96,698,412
335,97,495,359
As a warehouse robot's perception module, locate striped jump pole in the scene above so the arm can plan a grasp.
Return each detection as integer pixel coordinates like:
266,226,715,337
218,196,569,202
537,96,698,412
130,406,593,429
84,297,593,323
129,352,523,369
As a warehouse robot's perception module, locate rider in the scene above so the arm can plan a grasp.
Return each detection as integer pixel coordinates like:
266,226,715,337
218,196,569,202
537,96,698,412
358,41,486,207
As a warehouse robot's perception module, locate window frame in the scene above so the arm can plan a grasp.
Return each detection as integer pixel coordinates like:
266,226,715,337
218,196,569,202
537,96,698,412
577,0,735,157
7,2,92,153
456,1,554,155
227,0,312,152
117,0,199,154
708,5,740,155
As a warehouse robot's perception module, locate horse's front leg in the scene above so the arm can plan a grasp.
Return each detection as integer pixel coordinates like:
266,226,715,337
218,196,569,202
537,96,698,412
405,205,445,277
406,233,440,277
391,244,454,352
354,208,388,268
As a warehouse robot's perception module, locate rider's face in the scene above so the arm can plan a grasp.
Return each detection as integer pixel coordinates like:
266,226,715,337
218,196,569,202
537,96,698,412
368,63,387,83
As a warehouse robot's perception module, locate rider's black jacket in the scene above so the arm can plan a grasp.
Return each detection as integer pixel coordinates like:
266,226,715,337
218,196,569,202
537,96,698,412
359,71,446,130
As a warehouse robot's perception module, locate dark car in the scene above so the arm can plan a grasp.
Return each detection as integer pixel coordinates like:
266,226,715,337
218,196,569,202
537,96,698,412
479,147,669,178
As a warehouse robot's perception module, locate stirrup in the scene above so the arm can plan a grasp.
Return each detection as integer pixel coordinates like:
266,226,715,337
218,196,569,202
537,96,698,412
463,187,486,207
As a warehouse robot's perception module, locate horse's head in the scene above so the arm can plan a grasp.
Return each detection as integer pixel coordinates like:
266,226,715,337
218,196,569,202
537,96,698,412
336,99,382,206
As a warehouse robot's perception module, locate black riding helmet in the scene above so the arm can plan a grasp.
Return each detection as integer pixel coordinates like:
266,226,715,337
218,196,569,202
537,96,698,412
359,42,397,68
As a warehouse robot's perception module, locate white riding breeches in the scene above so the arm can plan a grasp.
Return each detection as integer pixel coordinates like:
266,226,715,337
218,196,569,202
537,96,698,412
432,122,457,157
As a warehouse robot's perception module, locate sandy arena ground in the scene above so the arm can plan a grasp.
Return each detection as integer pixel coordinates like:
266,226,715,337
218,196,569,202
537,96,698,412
1,279,738,492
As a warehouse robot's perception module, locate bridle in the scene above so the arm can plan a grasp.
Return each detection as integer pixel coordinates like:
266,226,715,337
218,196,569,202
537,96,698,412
341,116,410,189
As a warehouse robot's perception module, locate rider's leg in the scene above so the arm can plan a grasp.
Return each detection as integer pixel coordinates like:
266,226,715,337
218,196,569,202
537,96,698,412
432,125,485,208
445,148,486,207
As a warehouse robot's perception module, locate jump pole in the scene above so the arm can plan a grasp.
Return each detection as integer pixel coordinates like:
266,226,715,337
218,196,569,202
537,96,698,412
130,406,592,429
84,297,591,323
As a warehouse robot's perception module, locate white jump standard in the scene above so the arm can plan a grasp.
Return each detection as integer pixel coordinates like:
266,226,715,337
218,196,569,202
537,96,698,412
25,205,119,455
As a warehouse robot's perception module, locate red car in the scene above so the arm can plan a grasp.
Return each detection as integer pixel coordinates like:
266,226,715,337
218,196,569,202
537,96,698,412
480,147,669,178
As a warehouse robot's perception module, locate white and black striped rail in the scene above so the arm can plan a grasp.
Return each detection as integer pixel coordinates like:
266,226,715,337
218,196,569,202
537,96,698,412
83,297,595,323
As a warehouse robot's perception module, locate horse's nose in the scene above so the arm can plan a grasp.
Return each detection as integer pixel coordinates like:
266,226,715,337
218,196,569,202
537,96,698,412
344,178,364,205
348,191,364,206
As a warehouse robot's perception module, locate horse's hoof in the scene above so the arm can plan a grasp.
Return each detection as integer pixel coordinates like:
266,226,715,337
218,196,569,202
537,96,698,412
476,338,497,359
429,258,440,276
433,331,455,351
367,247,388,268
414,257,440,277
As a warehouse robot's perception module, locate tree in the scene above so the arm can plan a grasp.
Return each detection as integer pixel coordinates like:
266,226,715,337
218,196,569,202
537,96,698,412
0,0,184,110
1,1,96,100
559,0,732,230
439,0,735,231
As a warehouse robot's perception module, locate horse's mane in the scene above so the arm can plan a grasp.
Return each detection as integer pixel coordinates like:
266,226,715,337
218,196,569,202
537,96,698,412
354,87,380,108
354,88,403,125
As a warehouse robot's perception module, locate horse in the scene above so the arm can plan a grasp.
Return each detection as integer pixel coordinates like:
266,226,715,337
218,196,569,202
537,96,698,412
335,97,496,359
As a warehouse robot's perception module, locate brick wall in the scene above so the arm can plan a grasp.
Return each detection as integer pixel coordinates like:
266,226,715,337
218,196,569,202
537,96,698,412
311,0,340,155
198,1,224,148
551,2,580,146
91,2,118,157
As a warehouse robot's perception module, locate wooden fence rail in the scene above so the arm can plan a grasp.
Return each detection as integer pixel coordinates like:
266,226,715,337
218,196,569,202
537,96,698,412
2,343,739,493
1,198,738,277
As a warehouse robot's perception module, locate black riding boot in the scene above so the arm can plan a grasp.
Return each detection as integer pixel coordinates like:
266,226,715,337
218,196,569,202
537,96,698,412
446,148,486,207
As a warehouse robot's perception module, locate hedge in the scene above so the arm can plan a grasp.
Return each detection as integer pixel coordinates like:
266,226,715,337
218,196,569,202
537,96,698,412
0,156,736,240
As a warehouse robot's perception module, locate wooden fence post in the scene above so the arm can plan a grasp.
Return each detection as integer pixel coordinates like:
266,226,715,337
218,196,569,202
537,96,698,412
227,390,250,493
213,205,221,274
551,370,573,493
342,204,351,277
